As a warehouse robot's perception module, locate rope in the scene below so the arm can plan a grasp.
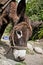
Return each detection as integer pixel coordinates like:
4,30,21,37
6,46,27,54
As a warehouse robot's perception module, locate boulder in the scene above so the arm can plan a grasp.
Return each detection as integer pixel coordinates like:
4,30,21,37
33,47,43,54
27,43,33,51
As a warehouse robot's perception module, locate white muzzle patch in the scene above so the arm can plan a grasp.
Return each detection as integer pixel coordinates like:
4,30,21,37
13,50,26,59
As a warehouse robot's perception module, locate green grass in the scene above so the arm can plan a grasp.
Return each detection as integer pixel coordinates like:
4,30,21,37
2,23,13,36
15,62,26,65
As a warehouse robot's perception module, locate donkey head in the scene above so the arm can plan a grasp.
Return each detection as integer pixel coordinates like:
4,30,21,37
9,21,32,61
9,0,32,61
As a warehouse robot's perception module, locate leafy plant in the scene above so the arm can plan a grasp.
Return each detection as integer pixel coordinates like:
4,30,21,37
26,0,43,21
30,24,43,40
3,23,13,36
38,25,43,39
26,0,43,40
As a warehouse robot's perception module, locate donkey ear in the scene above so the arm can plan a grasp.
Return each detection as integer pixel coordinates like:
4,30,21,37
17,0,26,16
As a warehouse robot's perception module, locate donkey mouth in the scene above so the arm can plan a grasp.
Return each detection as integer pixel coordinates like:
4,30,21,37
13,49,26,61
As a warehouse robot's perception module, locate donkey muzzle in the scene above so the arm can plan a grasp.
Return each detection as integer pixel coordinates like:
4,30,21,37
13,49,26,61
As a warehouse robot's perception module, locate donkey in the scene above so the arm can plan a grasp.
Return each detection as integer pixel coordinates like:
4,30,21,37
9,15,32,61
0,0,43,62
0,0,26,38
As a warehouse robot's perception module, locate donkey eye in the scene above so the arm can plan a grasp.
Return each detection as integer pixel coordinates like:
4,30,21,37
17,31,21,35
16,31,22,39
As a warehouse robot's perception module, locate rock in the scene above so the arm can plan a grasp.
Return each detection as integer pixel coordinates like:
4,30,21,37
36,39,40,42
0,59,17,65
0,54,6,60
0,47,5,55
27,41,34,45
33,47,43,54
27,43,33,51
1,38,10,46
35,42,40,44
0,54,18,65
0,59,12,65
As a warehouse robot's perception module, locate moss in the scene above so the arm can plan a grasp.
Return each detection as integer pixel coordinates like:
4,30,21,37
26,48,34,55
15,62,26,65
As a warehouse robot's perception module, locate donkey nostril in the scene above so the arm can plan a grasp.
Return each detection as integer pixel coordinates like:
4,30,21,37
18,56,21,59
17,56,25,61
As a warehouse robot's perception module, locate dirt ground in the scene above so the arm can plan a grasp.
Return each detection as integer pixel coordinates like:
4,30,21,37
25,54,43,65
